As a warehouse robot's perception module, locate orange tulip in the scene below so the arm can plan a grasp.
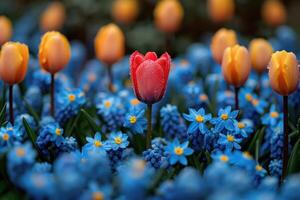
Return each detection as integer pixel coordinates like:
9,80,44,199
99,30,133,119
112,0,139,24
268,51,299,96
222,45,251,87
0,16,13,45
249,38,273,74
39,31,71,74
207,0,235,23
154,0,184,33
40,2,66,31
0,42,29,85
211,28,237,64
262,0,286,27
94,23,125,65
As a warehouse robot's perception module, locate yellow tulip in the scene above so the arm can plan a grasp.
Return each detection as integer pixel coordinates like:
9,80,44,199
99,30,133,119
268,51,299,96
0,42,29,85
222,45,251,87
39,31,71,74
154,0,184,33
211,28,237,64
112,0,139,24
0,16,13,45
207,0,235,23
249,38,273,74
94,23,125,65
262,0,286,27
40,2,65,31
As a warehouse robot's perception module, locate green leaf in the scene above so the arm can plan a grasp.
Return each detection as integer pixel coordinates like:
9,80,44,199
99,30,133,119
23,99,40,124
64,112,81,137
0,104,7,126
81,109,101,133
287,139,300,174
0,84,6,110
22,118,38,151
248,127,265,156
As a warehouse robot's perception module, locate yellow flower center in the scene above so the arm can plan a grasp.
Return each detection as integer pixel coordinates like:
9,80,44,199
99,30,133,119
129,116,137,124
55,128,62,136
256,165,263,171
130,98,140,106
68,94,76,102
2,133,9,141
16,148,25,157
114,137,122,144
243,151,252,159
199,94,208,101
180,59,189,67
220,155,229,162
195,115,204,123
237,122,245,129
252,99,259,106
7,127,13,131
221,114,228,120
104,100,111,108
270,111,279,118
227,135,234,142
92,192,104,200
88,74,96,82
94,140,102,147
174,147,184,155
245,93,252,101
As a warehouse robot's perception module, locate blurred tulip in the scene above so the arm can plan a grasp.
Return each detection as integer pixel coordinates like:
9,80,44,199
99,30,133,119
0,16,13,45
207,0,235,23
154,0,184,33
262,0,286,27
222,45,251,87
39,31,71,74
268,51,299,96
40,2,66,31
94,23,125,65
211,28,237,64
112,0,139,24
0,42,29,85
249,38,273,74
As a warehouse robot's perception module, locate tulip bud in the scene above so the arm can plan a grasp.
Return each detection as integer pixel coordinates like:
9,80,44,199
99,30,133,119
262,0,286,27
94,23,125,65
130,51,171,104
222,45,251,87
40,2,65,32
268,51,299,96
207,0,235,23
112,0,139,25
0,42,29,85
211,28,237,64
249,38,273,74
0,16,12,45
154,0,184,33
39,31,71,74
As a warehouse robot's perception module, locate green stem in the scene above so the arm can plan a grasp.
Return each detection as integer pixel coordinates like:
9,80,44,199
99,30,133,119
281,95,289,183
50,73,55,117
146,104,153,148
234,87,240,111
9,85,14,125
107,65,114,92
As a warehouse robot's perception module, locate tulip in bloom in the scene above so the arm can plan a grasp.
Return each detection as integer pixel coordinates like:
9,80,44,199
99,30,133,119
130,51,171,104
112,0,139,25
207,0,235,23
154,0,184,33
268,51,299,96
222,45,251,88
262,0,286,27
94,23,125,65
40,2,66,31
211,28,237,64
0,16,12,45
249,38,273,74
39,31,71,74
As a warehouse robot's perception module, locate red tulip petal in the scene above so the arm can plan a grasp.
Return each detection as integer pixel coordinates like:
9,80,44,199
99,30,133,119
130,51,145,99
156,53,171,100
145,52,157,61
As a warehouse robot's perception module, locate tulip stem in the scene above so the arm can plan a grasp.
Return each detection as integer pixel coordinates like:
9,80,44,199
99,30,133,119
50,74,55,117
281,95,289,183
234,87,240,110
9,85,14,125
107,66,114,92
146,104,152,148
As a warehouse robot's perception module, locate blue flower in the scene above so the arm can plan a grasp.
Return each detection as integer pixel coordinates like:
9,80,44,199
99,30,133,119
262,104,283,126
79,182,112,200
8,142,36,166
165,139,193,165
251,97,268,114
0,123,17,152
83,132,109,155
234,120,253,138
107,131,129,150
211,151,232,163
183,108,212,134
123,108,147,134
211,106,238,132
218,133,242,151
269,159,282,178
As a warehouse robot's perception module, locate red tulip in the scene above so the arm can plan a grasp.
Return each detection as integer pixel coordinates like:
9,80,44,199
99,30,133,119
130,51,171,104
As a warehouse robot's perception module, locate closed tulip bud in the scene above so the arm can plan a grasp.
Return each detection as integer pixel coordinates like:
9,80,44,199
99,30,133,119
154,0,183,33
0,42,29,85
39,31,71,74
222,45,251,87
211,28,237,64
112,0,139,25
0,16,12,45
40,2,65,32
95,23,125,65
207,0,235,23
130,51,171,104
249,38,273,74
262,0,286,27
268,51,299,96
